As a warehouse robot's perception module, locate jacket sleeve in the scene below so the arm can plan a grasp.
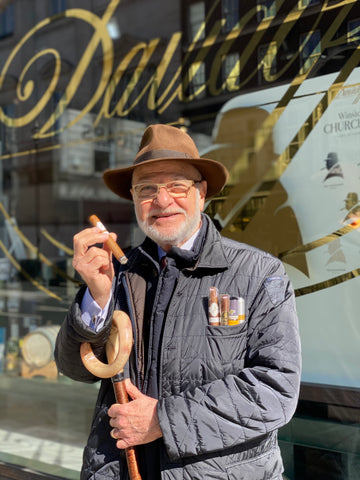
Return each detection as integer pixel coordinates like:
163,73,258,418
157,259,301,461
54,285,115,383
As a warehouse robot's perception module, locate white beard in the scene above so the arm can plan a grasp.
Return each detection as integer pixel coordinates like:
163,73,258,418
136,192,202,247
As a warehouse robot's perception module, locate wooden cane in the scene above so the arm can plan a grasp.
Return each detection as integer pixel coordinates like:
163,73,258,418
80,311,142,480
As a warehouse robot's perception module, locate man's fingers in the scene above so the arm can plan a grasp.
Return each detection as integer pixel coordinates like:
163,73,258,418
74,247,113,276
73,227,110,257
125,379,142,400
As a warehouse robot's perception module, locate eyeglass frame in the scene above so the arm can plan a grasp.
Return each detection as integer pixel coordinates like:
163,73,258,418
131,179,203,201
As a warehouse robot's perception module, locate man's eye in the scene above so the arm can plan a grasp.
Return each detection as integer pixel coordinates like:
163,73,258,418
169,182,187,190
139,185,156,195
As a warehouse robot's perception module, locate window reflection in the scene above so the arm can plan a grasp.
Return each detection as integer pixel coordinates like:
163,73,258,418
0,1,359,479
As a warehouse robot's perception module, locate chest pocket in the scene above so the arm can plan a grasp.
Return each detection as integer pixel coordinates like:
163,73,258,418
205,321,248,378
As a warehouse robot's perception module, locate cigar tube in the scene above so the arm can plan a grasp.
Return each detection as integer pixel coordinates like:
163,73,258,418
89,214,128,265
208,287,220,325
238,297,245,323
220,294,230,325
229,296,245,325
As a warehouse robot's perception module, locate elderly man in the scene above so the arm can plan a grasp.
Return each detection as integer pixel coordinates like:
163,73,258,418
55,124,301,480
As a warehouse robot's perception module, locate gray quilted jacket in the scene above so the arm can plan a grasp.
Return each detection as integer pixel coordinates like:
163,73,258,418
55,216,301,480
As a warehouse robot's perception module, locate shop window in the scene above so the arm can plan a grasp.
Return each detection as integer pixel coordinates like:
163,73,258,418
0,3,14,38
188,1,205,41
258,42,277,84
257,0,276,22
94,150,109,173
222,52,240,91
300,30,321,75
188,61,206,99
51,0,66,15
51,91,65,139
348,18,360,44
221,0,239,33
0,104,15,154
298,0,320,9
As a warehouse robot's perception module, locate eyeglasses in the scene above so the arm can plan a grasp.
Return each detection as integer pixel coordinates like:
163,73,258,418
131,179,201,201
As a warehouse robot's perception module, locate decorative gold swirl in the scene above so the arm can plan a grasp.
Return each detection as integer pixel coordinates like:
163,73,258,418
16,49,61,125
0,240,62,301
40,229,74,256
280,221,360,260
0,2,118,136
0,202,80,286
295,268,360,297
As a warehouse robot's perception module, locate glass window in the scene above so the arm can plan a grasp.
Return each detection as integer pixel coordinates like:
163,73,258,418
298,0,320,9
257,0,276,22
348,18,360,44
258,42,277,84
222,0,239,32
189,1,205,41
300,30,321,74
222,52,240,90
0,3,14,38
0,3,359,480
51,0,66,15
188,61,206,99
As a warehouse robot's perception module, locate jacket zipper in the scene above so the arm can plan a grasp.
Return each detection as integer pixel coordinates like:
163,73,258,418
142,264,166,395
121,272,142,390
157,272,185,397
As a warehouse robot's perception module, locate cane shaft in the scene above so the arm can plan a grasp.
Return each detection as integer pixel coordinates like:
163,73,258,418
81,312,140,478
112,376,142,480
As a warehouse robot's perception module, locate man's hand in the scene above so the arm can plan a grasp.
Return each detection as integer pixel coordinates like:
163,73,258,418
72,227,115,308
108,379,163,449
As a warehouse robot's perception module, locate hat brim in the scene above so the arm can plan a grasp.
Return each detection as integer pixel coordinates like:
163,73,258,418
103,157,229,201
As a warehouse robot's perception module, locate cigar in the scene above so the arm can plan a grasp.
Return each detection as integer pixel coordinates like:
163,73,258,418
208,287,220,325
89,214,128,265
220,294,230,325
229,296,245,325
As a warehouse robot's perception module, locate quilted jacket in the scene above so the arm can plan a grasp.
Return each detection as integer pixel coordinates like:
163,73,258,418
55,215,301,480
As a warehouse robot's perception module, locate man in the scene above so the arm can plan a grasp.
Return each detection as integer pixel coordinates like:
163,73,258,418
55,124,301,480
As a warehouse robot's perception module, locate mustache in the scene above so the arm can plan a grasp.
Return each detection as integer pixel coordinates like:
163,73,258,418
150,208,187,217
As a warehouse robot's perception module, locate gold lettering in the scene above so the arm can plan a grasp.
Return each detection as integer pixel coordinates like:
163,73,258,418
0,0,358,141
157,0,221,113
147,32,182,111
36,1,120,137
207,7,261,96
0,16,54,128
182,20,224,102
263,0,354,83
216,35,360,227
0,2,119,136
96,37,160,122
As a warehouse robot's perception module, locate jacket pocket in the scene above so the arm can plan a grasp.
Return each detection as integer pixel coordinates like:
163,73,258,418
88,459,125,480
205,322,247,376
225,443,283,480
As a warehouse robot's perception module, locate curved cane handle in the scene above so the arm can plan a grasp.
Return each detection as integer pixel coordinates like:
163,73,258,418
80,310,133,378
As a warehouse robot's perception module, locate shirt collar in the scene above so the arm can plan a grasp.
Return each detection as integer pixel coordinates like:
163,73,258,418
157,225,201,260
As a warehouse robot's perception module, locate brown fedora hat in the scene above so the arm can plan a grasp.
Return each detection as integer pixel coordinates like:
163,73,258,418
103,124,229,200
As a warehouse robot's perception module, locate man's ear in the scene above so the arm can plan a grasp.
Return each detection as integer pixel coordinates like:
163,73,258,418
199,180,207,211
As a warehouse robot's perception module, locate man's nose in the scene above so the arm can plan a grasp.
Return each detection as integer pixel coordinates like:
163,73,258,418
155,186,173,206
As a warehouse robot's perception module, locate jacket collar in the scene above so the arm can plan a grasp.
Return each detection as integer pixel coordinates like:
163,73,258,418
127,214,230,272
194,214,230,271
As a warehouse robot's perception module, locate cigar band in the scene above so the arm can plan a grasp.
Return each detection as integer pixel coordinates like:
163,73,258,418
96,221,108,233
209,303,219,317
